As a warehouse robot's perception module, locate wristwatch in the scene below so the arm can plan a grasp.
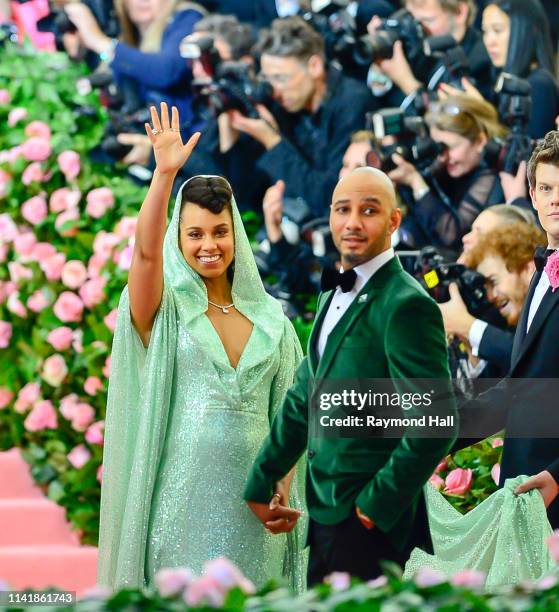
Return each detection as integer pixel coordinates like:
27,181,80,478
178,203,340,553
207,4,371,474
99,38,118,63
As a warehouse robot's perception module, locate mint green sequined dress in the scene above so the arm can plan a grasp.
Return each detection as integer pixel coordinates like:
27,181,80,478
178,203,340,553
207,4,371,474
96,178,307,592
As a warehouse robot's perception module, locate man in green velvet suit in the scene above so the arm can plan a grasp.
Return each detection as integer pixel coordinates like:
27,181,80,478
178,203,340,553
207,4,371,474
244,167,457,584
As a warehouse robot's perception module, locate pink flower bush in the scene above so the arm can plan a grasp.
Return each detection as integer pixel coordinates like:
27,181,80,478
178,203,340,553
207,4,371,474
104,309,118,332
414,567,446,588
79,277,107,308
21,137,51,162
41,253,66,281
155,568,194,597
13,232,37,258
115,216,137,239
33,242,56,260
450,569,485,588
103,356,111,378
84,376,103,396
61,260,87,289
50,188,80,213
0,89,11,105
0,168,11,198
85,420,104,445
55,208,80,237
547,530,559,562
183,576,225,608
8,262,33,283
24,121,51,140
203,557,255,594
7,107,28,126
0,214,17,241
7,293,27,318
0,321,12,348
27,289,51,313
54,292,84,323
93,231,119,261
47,327,74,351
70,402,95,432
444,468,473,495
491,463,500,486
21,162,45,185
86,187,115,218
41,354,68,387
491,438,504,448
0,388,13,409
67,444,91,469
24,400,57,432
58,150,81,181
325,572,351,591
544,251,559,292
17,382,41,407
21,195,48,225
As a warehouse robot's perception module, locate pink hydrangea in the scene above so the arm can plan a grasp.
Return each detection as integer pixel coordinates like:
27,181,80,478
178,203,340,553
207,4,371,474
55,208,80,237
79,277,107,308
40,253,66,281
53,292,84,323
27,289,51,313
21,137,51,162
67,444,91,469
32,242,56,261
61,260,87,289
104,309,118,332
0,321,12,348
86,187,115,218
24,121,51,141
203,557,255,594
21,162,45,185
21,195,48,225
7,107,28,127
59,393,79,420
84,376,103,396
0,387,13,409
41,354,68,387
93,231,119,261
50,188,81,213
24,400,57,432
444,468,473,495
58,150,81,181
47,327,74,351
183,576,225,608
85,420,104,445
414,567,446,588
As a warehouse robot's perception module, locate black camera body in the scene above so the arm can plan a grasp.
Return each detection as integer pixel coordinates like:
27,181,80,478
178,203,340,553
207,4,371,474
423,34,470,92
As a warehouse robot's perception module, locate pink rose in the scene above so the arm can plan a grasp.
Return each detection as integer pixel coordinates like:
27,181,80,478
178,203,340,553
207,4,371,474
0,321,12,348
115,217,137,239
42,354,68,387
96,464,103,483
0,387,13,409
367,576,388,589
40,253,66,281
27,289,51,313
93,231,119,261
22,162,45,185
7,107,28,127
8,146,23,164
50,188,81,213
104,309,118,332
429,474,445,490
33,242,56,261
58,150,81,181
536,575,558,590
435,458,448,474
85,420,104,445
545,251,559,292
183,576,225,608
0,89,10,105
547,530,559,562
79,277,107,308
54,292,84,323
87,254,106,278
67,444,91,469
24,121,51,141
55,208,80,237
84,376,103,396
13,232,37,258
325,572,351,591
491,438,504,448
70,402,95,432
8,262,33,284
491,463,500,486
451,569,485,588
18,382,41,406
414,567,446,588
72,329,83,353
0,214,18,242
103,355,111,378
59,393,79,420
116,245,133,270
61,260,87,289
86,188,114,218
24,399,57,432
21,195,48,225
21,137,51,162
203,557,255,594
7,293,27,318
155,568,194,597
47,327,74,351
444,468,473,495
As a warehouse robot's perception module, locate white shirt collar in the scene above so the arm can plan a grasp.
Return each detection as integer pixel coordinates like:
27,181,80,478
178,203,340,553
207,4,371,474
341,248,395,284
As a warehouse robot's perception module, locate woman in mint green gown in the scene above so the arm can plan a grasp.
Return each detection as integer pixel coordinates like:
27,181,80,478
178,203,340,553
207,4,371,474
96,104,306,591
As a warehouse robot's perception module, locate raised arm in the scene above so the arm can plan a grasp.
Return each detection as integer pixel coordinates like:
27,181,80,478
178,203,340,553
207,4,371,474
128,102,200,346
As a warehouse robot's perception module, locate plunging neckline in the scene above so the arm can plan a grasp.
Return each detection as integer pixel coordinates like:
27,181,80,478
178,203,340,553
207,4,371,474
204,313,255,372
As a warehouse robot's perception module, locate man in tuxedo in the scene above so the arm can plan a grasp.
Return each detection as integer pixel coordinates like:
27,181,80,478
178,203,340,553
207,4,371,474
244,167,457,584
456,131,559,525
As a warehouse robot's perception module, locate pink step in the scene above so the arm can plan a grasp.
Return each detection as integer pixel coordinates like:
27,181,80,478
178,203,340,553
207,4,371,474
0,449,43,499
0,499,79,546
0,546,98,594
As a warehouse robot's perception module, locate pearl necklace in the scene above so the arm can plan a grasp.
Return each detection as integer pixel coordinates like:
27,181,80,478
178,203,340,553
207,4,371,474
208,299,235,314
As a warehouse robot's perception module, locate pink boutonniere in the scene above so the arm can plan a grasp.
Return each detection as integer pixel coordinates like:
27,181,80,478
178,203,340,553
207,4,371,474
544,250,559,292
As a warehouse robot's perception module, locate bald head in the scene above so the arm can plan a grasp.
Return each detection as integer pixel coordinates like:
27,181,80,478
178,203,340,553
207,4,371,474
333,167,397,210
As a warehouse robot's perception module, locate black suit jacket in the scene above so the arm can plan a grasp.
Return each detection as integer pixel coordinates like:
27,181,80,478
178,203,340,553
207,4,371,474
458,271,559,526
478,324,514,374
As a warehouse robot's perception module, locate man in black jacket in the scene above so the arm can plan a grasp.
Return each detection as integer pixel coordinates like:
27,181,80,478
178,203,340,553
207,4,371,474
455,131,559,528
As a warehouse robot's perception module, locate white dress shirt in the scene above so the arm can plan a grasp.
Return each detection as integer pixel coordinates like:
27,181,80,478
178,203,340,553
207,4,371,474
317,248,395,359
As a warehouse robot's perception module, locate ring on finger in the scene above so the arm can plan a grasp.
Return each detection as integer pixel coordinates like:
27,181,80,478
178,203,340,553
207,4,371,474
152,129,160,135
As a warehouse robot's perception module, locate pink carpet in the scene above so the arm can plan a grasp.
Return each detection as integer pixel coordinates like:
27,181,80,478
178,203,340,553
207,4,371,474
0,449,98,594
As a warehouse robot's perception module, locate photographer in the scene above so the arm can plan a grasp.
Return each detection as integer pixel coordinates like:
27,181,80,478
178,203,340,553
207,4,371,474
368,0,493,103
63,0,205,134
389,93,506,252
222,16,374,216
440,221,545,376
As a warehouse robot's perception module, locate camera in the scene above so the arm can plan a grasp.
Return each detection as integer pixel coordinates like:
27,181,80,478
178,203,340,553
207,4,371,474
484,73,533,174
415,246,507,328
423,34,470,92
365,108,445,173
182,36,272,119
36,0,119,47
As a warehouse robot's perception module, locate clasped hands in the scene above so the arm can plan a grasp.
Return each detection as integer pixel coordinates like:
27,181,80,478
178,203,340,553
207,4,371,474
247,487,301,535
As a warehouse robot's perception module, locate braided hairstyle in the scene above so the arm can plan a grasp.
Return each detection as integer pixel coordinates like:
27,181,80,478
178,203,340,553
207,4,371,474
180,176,233,214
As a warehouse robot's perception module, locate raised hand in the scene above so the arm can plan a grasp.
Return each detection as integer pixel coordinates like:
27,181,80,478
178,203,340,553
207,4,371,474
145,103,200,175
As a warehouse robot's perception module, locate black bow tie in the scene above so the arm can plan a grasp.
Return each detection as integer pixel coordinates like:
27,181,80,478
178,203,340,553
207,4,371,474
534,247,557,272
320,267,357,293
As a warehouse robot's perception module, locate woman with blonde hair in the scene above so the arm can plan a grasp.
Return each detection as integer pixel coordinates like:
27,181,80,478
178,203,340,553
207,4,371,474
389,93,506,252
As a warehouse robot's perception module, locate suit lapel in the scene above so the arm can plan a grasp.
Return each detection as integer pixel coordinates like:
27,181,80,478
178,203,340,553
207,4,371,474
511,278,559,371
307,290,333,376
511,271,541,364
316,258,402,381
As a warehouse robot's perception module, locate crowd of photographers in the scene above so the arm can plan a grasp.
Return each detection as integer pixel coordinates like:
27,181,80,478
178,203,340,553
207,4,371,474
3,0,559,380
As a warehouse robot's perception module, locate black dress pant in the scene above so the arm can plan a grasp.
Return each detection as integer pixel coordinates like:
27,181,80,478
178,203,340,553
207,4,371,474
307,512,409,587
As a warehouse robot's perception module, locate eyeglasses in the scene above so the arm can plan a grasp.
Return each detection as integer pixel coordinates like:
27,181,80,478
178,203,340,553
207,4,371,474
259,66,305,87
427,101,485,135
